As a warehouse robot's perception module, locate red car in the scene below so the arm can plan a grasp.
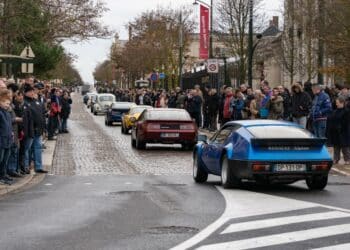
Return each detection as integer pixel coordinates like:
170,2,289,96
131,108,198,150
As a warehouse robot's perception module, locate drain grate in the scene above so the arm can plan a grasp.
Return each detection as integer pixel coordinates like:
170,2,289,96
107,191,148,196
152,183,187,187
147,226,199,235
327,182,350,186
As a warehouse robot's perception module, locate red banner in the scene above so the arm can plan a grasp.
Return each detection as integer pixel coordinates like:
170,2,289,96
199,5,209,59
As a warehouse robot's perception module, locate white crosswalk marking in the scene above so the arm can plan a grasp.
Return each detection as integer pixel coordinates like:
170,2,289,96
221,211,350,234
197,223,350,250
312,243,350,250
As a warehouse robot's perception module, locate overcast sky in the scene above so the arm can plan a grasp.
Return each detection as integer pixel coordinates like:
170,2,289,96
63,0,283,84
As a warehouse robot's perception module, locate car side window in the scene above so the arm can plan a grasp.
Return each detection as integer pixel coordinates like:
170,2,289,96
211,127,233,144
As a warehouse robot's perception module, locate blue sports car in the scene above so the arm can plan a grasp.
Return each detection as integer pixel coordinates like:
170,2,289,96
193,120,333,190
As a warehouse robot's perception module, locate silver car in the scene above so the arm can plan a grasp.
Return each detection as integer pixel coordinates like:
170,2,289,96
93,94,116,115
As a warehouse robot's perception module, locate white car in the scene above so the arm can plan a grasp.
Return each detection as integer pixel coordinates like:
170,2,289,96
93,94,116,115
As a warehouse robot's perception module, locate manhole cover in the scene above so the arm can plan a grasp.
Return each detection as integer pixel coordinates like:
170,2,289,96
328,182,350,186
107,191,148,196
147,226,199,234
152,184,187,187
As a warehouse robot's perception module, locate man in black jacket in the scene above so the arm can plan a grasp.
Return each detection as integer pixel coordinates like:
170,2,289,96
207,89,220,131
291,83,312,129
23,85,48,174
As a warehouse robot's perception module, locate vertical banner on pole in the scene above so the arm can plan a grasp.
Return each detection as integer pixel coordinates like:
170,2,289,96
199,5,209,59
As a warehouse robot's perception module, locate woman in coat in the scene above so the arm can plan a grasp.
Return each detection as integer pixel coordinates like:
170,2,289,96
326,96,350,164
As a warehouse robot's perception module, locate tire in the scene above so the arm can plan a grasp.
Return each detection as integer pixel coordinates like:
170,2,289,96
193,152,208,183
221,155,241,189
182,143,195,151
131,135,136,148
136,133,146,150
306,175,328,190
105,120,108,126
121,125,125,134
94,111,97,116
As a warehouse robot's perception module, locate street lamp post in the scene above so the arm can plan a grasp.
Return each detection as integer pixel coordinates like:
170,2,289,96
193,0,213,58
247,0,254,87
178,11,184,89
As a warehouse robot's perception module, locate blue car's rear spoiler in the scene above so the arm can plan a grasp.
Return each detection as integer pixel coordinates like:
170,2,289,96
251,138,327,147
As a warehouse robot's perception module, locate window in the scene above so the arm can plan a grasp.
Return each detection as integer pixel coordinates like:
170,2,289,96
211,126,235,144
247,126,312,139
99,96,114,102
146,110,191,121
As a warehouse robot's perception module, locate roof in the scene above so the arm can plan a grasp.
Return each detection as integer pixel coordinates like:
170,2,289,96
262,25,281,37
226,120,298,127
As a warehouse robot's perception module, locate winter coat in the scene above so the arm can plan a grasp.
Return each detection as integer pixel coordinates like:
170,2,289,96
326,108,350,146
291,86,312,118
207,93,220,115
176,94,186,109
311,91,332,121
230,98,244,120
0,107,13,149
186,95,202,114
223,94,233,119
168,95,177,108
268,96,284,120
23,96,46,138
60,97,72,119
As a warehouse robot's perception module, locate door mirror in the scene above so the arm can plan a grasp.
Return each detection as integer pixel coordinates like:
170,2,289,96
197,134,208,144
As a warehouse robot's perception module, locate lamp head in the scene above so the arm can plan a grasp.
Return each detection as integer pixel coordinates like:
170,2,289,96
193,1,199,5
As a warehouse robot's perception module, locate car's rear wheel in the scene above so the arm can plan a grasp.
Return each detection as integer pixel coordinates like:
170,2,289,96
221,155,241,189
306,175,328,190
136,133,146,150
193,152,208,183
131,135,136,148
182,143,195,151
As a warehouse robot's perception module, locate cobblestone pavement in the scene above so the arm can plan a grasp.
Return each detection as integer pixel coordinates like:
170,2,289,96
51,94,192,176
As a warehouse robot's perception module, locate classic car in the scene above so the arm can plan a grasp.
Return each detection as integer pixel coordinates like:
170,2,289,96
131,108,197,150
105,102,136,126
121,105,153,134
93,94,116,115
193,120,333,190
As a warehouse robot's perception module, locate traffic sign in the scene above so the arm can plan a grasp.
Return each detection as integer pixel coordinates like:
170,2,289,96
20,46,35,74
207,59,219,73
150,73,158,81
159,73,165,79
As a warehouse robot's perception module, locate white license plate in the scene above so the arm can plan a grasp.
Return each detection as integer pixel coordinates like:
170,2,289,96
275,164,306,172
161,133,179,138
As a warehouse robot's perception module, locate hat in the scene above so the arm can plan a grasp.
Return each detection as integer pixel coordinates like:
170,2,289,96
311,83,323,88
34,82,45,89
23,84,34,93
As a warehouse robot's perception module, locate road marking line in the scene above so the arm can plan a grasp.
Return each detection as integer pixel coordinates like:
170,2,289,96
197,223,350,250
44,183,53,186
221,211,350,234
84,183,92,185
312,243,350,250
332,167,350,176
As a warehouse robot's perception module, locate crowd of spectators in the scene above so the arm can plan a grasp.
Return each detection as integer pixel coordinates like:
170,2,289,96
0,77,72,186
96,80,350,164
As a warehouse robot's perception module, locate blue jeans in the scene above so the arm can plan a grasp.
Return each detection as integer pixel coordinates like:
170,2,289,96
0,148,11,178
7,144,19,174
313,120,327,138
293,116,307,129
24,136,43,171
60,118,68,131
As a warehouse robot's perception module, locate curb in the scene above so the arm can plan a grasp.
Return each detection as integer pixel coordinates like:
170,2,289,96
332,166,350,177
0,140,56,197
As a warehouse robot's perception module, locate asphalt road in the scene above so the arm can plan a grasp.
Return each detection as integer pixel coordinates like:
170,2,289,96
1,94,350,250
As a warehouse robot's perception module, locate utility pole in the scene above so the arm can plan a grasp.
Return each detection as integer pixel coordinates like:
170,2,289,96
247,0,254,87
209,0,213,58
317,0,325,85
178,12,183,89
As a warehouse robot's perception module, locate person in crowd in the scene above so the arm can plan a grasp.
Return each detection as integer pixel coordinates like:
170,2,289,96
249,89,265,119
156,91,168,108
23,85,48,174
186,89,202,127
207,88,219,131
218,85,227,125
311,83,332,138
167,90,177,108
231,89,245,121
0,89,14,185
291,83,312,128
176,90,186,109
304,81,314,100
13,90,26,175
222,87,234,125
277,85,291,120
240,84,248,98
47,88,61,140
268,87,284,120
202,85,211,129
326,96,350,165
60,91,72,133
242,87,254,119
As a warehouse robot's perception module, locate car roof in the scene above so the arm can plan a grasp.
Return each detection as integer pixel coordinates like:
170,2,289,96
225,119,299,128
148,108,186,112
97,93,115,97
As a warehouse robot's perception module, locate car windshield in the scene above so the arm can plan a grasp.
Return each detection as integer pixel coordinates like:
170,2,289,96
247,125,312,139
146,110,191,121
99,96,114,102
130,107,150,115
112,103,134,109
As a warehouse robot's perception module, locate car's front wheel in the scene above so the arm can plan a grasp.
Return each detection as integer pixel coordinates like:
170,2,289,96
221,155,241,189
306,175,328,190
193,152,208,183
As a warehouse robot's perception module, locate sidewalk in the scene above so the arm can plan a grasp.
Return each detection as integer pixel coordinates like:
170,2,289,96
198,129,350,177
0,140,56,197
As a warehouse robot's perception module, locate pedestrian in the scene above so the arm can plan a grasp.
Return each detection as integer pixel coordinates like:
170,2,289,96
311,83,332,137
186,89,202,127
48,88,61,140
249,89,265,119
221,87,234,125
60,91,72,133
326,96,350,165
231,89,245,120
207,88,219,131
268,87,284,120
277,85,291,120
0,89,14,185
167,91,177,108
291,83,312,128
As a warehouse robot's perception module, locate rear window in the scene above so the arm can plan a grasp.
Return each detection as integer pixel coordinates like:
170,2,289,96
247,126,312,139
99,96,114,102
130,107,150,115
112,103,134,109
146,110,191,121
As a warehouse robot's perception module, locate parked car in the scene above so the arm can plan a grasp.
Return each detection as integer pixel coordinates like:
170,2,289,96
131,108,198,150
93,94,116,115
105,102,136,126
193,120,333,190
121,105,153,134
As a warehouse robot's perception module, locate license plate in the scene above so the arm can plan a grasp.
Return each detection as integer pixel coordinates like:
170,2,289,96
161,133,179,138
275,164,306,172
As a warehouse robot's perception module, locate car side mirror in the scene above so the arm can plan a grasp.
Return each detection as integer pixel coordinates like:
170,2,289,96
197,134,208,144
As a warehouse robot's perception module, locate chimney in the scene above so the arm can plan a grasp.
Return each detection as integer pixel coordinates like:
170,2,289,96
272,16,279,28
